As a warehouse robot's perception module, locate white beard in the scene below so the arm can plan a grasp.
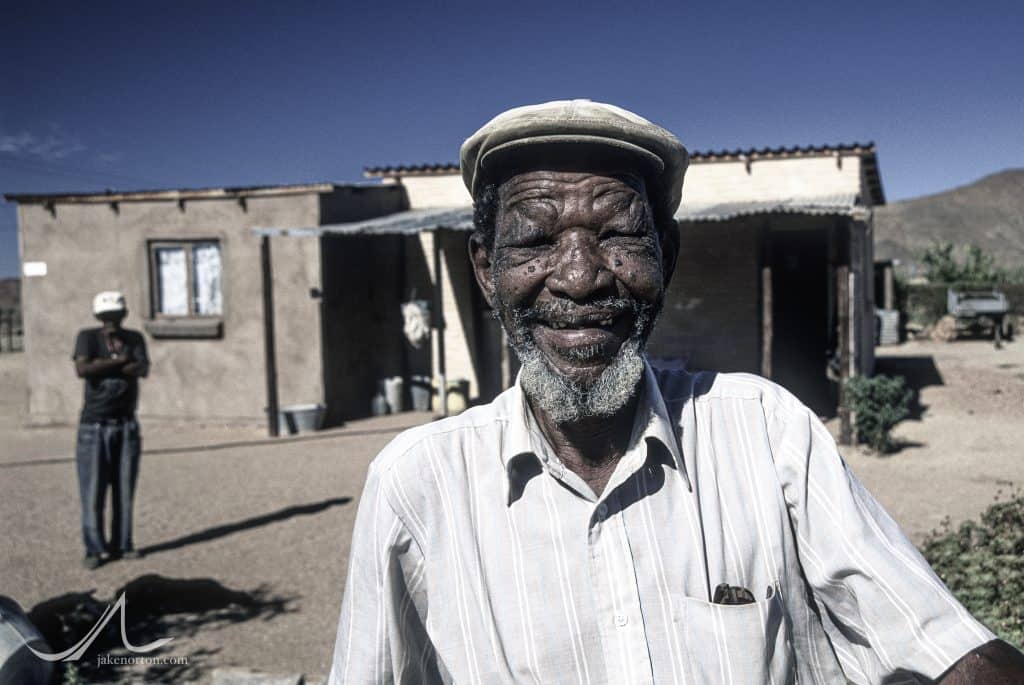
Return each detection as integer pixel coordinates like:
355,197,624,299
493,292,658,424
516,336,646,424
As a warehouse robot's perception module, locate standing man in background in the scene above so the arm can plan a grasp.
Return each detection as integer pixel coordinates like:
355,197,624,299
72,291,149,569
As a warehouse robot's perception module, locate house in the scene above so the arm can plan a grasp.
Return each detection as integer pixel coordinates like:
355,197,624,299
324,143,885,435
6,183,406,426
8,142,884,440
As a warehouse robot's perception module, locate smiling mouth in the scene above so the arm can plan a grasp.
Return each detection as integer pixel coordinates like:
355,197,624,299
531,311,631,360
543,316,617,330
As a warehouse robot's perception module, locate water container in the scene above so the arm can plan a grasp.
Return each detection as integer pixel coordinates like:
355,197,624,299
383,377,404,414
278,404,325,434
409,375,433,411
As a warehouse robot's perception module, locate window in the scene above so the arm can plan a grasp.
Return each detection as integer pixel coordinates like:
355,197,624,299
149,241,223,317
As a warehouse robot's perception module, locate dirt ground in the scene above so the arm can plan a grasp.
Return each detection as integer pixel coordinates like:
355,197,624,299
1,337,1022,683
838,337,1024,542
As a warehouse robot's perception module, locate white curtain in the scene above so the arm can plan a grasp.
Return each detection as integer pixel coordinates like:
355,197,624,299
192,243,222,315
156,247,188,315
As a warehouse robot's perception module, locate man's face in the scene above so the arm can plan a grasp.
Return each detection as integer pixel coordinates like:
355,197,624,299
473,169,675,422
95,310,126,326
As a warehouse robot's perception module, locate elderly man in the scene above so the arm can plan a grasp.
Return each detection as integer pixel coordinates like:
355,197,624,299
72,291,149,569
329,101,1023,683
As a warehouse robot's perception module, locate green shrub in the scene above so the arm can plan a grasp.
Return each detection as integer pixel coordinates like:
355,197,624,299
846,374,911,453
921,491,1024,646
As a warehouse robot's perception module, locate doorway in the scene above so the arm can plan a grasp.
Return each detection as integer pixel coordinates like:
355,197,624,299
770,228,835,415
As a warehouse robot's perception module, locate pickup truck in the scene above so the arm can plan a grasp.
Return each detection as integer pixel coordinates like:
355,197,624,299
947,287,1013,344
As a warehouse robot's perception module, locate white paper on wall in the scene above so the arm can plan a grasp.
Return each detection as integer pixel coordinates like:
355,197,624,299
23,261,47,277
192,243,223,315
156,247,188,315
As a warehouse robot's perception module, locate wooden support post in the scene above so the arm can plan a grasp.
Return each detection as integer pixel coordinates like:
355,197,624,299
432,230,448,417
761,265,773,379
883,264,895,310
837,264,852,445
760,221,773,379
260,235,280,437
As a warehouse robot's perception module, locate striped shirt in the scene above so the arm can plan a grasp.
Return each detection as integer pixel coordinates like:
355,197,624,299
329,363,993,684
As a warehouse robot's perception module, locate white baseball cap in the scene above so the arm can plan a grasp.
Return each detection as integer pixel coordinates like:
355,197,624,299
92,291,127,315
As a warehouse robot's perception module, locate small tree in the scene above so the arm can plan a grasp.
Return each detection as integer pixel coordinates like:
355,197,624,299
921,241,962,283
846,374,912,453
920,241,1006,285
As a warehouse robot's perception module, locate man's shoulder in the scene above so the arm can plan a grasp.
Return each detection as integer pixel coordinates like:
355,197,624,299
120,328,146,343
652,366,803,416
73,327,100,352
367,390,513,481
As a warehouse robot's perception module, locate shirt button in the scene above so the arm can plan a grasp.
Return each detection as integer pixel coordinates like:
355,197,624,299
597,503,608,518
614,614,628,627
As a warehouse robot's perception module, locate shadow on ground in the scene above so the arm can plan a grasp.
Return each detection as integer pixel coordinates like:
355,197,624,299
28,575,297,683
0,423,420,470
875,355,944,421
139,496,351,556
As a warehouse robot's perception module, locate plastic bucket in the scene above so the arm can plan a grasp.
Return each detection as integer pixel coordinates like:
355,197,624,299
278,403,324,435
409,375,433,411
383,377,404,414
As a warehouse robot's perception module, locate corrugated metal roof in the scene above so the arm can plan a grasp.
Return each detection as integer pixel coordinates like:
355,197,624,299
363,143,877,177
5,182,346,204
253,206,474,237
676,194,866,222
254,195,869,238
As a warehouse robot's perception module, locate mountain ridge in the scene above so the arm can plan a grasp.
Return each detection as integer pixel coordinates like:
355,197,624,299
873,169,1024,274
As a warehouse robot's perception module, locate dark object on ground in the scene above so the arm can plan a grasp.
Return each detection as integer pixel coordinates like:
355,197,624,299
921,492,1024,647
28,575,297,683
0,595,54,685
846,374,912,453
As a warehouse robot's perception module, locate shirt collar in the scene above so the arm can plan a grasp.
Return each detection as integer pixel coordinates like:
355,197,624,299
501,359,691,506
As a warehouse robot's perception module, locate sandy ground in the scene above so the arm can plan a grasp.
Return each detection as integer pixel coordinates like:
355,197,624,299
838,337,1024,542
1,338,1021,682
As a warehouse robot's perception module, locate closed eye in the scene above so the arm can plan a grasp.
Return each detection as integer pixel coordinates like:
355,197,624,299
601,231,644,242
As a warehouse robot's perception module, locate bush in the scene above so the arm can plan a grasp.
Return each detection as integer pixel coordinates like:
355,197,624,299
846,374,911,453
921,491,1024,646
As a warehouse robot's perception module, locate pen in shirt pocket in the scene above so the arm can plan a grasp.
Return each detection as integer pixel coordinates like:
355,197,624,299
712,583,774,605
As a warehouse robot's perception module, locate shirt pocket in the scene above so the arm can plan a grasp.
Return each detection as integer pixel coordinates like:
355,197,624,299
674,581,796,685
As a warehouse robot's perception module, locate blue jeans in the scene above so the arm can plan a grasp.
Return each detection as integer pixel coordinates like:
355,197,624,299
74,419,142,556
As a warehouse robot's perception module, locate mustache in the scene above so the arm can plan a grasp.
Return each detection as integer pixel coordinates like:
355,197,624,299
509,297,645,325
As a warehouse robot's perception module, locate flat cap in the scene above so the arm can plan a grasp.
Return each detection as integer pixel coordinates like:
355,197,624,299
460,99,688,218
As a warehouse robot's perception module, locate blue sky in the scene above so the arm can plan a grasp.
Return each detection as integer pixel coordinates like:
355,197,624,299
2,1,1022,277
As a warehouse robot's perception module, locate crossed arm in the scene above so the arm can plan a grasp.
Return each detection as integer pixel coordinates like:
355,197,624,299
74,350,148,378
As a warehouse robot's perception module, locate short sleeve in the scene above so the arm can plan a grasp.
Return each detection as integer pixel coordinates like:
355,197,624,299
129,332,150,375
72,330,93,360
775,401,994,684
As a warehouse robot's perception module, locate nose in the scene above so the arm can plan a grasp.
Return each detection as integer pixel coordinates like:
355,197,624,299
545,231,615,300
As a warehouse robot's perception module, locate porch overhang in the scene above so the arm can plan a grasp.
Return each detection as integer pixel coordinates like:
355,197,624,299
252,194,871,238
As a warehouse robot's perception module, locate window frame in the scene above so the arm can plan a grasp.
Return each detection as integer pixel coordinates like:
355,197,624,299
147,239,223,320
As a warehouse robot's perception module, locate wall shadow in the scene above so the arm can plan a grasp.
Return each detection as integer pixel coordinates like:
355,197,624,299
139,496,350,556
28,574,297,683
874,355,944,421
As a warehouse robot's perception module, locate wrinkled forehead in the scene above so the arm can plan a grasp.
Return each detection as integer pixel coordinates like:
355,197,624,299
498,169,648,210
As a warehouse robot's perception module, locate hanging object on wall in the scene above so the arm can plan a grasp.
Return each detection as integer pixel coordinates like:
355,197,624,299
402,300,431,348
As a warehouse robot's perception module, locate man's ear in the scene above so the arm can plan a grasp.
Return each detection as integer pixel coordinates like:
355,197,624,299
659,219,680,288
469,233,497,308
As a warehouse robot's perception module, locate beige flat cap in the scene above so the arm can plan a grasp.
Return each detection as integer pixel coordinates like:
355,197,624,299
460,99,688,218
